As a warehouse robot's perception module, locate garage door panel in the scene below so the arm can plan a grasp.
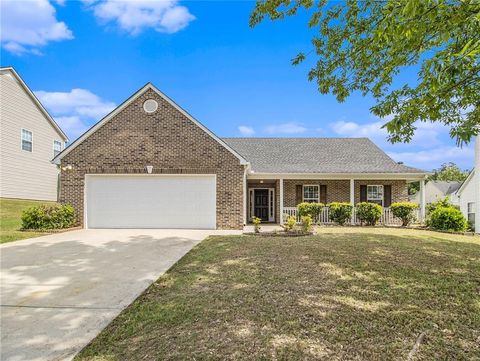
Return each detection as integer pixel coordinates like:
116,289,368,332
86,175,216,229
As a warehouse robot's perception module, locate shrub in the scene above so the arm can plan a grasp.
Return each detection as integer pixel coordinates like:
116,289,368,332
282,215,296,232
356,202,383,226
300,215,313,233
426,197,453,215
297,202,324,222
252,217,261,233
428,206,467,232
328,202,353,225
390,202,419,226
21,204,75,230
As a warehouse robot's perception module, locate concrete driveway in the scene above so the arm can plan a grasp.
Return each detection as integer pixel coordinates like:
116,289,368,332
0,229,240,361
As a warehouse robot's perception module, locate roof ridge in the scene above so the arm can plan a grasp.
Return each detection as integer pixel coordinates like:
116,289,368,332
221,137,370,140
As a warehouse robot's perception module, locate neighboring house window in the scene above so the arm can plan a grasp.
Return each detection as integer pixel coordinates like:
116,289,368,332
303,185,319,203
367,185,384,205
21,129,32,152
467,202,476,225
53,140,62,157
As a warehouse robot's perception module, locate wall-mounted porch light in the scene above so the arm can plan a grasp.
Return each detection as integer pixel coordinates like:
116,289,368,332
145,165,153,174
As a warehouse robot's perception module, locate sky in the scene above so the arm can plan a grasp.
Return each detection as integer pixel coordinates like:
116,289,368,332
0,0,474,171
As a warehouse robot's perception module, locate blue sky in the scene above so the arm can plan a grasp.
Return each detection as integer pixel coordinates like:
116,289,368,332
1,0,474,171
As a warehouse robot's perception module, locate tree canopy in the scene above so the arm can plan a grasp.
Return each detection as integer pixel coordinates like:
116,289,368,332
429,162,470,182
250,0,480,145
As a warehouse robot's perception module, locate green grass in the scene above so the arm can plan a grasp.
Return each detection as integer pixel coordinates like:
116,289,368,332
0,198,55,244
75,228,480,360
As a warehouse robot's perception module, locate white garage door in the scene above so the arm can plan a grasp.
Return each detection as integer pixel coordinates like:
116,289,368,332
85,175,216,229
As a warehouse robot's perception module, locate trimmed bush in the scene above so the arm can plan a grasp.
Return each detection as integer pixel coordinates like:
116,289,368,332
297,202,324,221
426,197,453,215
328,202,353,225
282,215,296,232
300,215,313,233
390,202,419,226
252,217,261,233
428,206,467,232
356,202,383,226
21,204,75,230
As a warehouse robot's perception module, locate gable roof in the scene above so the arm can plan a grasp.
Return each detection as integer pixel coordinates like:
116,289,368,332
429,180,462,195
0,67,68,141
455,170,475,195
223,137,426,175
52,83,248,165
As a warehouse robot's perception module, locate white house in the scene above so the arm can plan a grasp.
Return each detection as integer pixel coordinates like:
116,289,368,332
410,180,461,205
0,67,68,201
454,136,480,232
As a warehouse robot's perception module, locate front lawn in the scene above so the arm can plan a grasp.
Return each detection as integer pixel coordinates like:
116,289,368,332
0,198,55,244
76,228,480,360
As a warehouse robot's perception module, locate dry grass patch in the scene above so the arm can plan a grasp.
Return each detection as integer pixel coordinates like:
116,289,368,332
76,228,480,360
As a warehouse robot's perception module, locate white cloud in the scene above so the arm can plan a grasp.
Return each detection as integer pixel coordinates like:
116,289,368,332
35,88,116,140
330,119,445,149
54,116,89,140
238,126,255,137
0,0,73,55
264,122,307,135
388,146,474,170
86,0,195,35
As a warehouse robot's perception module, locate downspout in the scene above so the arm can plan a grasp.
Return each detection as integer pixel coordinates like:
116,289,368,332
243,163,251,226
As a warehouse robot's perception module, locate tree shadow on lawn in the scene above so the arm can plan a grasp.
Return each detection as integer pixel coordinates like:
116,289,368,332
75,232,480,361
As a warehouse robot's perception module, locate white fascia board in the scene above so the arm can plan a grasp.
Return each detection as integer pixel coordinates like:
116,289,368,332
247,172,429,181
52,83,248,165
1,67,68,142
455,170,474,195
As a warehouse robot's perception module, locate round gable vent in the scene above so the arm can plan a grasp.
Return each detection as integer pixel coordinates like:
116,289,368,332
143,99,158,113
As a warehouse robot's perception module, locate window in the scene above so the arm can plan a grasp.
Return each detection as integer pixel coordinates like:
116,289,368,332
367,185,384,205
303,185,319,203
53,140,62,157
21,129,32,152
467,202,475,225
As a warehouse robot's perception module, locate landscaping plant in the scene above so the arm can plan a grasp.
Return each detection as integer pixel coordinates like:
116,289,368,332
21,204,75,230
328,202,353,225
356,202,382,226
297,202,324,222
428,206,467,232
282,215,296,233
426,197,453,215
390,202,419,226
252,216,261,233
300,215,313,233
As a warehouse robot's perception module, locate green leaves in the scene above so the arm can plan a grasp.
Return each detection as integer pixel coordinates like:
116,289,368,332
250,0,480,145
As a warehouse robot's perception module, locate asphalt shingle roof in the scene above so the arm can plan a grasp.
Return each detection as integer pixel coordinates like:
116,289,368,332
222,137,425,174
431,181,462,195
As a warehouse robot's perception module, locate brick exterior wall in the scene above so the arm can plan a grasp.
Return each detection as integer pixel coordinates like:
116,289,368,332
60,88,245,229
283,179,407,207
354,180,408,204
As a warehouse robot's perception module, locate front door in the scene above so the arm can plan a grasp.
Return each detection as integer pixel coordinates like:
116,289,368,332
254,189,269,221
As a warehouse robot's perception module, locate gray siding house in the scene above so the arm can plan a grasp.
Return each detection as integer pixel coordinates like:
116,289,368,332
0,67,68,201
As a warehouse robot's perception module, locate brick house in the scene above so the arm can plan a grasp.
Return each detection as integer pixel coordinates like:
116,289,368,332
53,83,428,230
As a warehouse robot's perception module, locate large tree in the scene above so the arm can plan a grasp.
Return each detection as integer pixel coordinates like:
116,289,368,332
429,162,470,181
250,0,480,145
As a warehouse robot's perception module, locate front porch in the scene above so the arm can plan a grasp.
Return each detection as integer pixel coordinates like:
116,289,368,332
245,176,426,226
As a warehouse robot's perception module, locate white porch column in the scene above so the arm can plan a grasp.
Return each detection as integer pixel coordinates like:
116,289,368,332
279,178,284,224
475,136,480,233
243,167,248,225
419,178,426,222
350,179,355,224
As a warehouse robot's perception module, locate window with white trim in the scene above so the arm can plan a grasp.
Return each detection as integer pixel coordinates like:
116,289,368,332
367,185,383,205
21,129,32,152
53,140,62,157
303,185,319,203
467,202,475,225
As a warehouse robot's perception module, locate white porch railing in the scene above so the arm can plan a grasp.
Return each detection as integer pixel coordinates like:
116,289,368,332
282,206,421,226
